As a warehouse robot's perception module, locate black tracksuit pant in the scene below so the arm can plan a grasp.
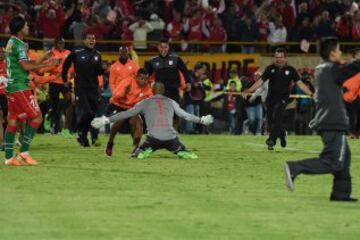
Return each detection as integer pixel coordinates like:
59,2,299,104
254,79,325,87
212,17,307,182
266,99,287,143
287,131,352,199
74,89,99,139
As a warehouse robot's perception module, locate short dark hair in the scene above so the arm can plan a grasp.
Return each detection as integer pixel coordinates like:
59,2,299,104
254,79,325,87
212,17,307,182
274,47,287,56
54,37,65,44
352,48,360,58
9,16,26,35
83,32,95,39
319,37,339,60
194,62,203,71
119,45,129,51
159,38,169,44
137,68,148,76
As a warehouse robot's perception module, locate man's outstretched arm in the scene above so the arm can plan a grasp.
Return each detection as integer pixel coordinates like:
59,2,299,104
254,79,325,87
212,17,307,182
171,100,213,125
91,100,146,129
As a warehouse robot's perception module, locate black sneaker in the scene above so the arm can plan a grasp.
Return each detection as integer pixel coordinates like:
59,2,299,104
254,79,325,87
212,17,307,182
280,132,287,148
77,136,90,147
284,162,295,192
330,195,358,202
266,138,275,151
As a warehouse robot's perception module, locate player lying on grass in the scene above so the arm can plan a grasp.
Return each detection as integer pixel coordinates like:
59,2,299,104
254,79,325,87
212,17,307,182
91,82,214,159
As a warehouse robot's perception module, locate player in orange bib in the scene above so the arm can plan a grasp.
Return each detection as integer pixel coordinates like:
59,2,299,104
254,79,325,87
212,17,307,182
40,38,73,135
105,68,153,157
109,45,139,92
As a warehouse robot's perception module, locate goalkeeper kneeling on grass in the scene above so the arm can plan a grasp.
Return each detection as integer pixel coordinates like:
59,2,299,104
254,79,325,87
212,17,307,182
91,82,213,159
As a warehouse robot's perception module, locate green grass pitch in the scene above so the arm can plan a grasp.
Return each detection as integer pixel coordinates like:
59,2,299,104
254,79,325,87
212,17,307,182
0,134,359,240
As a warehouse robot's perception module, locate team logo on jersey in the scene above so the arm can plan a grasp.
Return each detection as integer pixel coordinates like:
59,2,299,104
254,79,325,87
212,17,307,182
156,62,160,66
169,60,173,65
117,67,120,71
271,69,275,73
285,70,290,75
81,56,86,60
94,56,99,61
139,93,144,97
128,66,132,70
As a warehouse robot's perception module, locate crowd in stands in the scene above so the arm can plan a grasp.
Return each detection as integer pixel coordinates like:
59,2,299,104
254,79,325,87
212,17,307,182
0,1,359,137
0,0,359,52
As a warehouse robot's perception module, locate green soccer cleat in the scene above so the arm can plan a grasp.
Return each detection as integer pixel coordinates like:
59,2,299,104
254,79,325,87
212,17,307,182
137,149,153,159
44,114,51,132
176,151,198,159
61,129,73,138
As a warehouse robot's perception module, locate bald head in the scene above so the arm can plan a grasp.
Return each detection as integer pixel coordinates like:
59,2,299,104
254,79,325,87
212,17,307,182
152,82,165,95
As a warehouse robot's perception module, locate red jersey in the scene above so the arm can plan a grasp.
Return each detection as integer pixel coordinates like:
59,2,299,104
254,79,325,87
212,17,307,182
187,17,203,41
166,20,182,41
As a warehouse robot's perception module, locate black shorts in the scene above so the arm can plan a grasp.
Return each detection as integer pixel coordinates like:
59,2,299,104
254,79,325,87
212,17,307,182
0,95,8,116
106,103,127,116
106,103,135,133
139,136,186,153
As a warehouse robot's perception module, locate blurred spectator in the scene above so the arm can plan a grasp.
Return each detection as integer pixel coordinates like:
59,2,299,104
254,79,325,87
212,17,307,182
114,0,135,19
278,0,295,31
294,72,315,135
244,80,263,135
352,11,360,41
83,15,113,41
68,13,88,48
166,11,183,50
183,62,206,134
183,9,203,51
129,18,154,50
295,17,314,42
226,69,242,91
202,16,226,53
240,15,259,53
224,82,244,135
148,14,165,50
314,10,336,39
267,15,287,47
335,13,353,41
257,13,269,42
222,4,242,52
295,2,312,28
92,0,112,19
38,0,66,50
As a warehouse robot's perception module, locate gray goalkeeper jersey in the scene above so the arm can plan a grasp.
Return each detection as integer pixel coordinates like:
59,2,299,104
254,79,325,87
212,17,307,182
109,95,201,140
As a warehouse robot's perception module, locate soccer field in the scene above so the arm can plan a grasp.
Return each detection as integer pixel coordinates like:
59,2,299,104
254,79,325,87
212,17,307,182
0,134,359,240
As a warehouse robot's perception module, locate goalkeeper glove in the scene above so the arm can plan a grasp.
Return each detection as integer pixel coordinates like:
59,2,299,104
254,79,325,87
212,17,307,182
91,115,110,129
200,115,214,126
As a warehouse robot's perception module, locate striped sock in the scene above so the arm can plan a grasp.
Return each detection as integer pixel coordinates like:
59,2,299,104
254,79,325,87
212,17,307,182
20,124,36,153
4,131,16,160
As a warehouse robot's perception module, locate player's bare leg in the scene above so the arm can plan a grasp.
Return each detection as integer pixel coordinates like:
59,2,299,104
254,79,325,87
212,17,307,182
129,116,143,157
105,120,124,156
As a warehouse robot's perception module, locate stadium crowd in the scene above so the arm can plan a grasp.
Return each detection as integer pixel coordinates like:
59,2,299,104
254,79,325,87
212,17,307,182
0,0,360,52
